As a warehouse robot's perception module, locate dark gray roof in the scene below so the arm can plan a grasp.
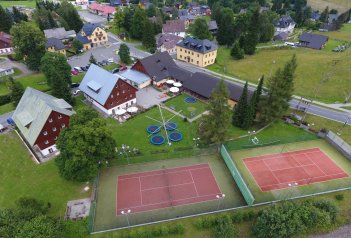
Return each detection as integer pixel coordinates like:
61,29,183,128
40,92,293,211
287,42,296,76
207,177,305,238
168,65,192,82
136,51,178,82
45,37,65,50
178,9,189,16
276,16,295,28
208,20,218,31
163,20,186,33
273,32,289,41
299,32,328,49
76,34,90,44
183,72,254,101
157,33,182,48
82,23,101,36
176,37,218,54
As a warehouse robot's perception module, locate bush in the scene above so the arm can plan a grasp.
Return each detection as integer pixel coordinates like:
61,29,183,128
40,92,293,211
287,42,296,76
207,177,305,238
118,224,184,238
309,199,338,222
0,94,11,106
213,215,237,238
231,210,256,223
194,216,217,229
335,194,344,201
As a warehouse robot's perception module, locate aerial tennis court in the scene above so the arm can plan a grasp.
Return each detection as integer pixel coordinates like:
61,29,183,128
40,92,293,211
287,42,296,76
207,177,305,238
244,148,349,192
116,164,221,215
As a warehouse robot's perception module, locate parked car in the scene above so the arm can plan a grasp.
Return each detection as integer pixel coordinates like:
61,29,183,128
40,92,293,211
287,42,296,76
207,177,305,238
111,68,120,74
102,60,109,65
71,69,79,75
71,83,80,88
119,65,127,71
73,67,83,73
108,58,114,63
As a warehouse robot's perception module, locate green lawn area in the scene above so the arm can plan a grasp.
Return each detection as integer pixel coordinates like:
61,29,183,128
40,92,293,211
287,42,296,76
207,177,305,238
307,0,351,13
0,73,48,96
0,131,87,216
164,93,207,119
341,106,351,110
322,38,345,51
135,45,151,53
0,102,14,114
208,46,351,103
0,0,36,8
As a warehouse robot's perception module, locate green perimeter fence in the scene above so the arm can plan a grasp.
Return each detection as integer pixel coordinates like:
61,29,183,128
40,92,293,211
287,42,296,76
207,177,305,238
220,144,255,205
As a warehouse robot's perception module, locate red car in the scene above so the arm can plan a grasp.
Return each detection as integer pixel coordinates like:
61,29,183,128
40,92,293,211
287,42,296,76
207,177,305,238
71,69,79,75
119,65,127,71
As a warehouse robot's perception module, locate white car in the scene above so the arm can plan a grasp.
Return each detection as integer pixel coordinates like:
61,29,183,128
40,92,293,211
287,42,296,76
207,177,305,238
108,58,114,63
73,67,83,73
73,89,81,96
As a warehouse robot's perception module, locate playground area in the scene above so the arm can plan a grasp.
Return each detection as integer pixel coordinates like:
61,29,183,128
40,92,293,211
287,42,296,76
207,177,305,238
92,153,245,231
229,139,351,203
164,94,207,119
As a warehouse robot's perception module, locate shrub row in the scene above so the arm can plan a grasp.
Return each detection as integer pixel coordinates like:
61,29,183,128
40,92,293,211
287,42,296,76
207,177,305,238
194,210,257,229
117,224,184,238
0,94,11,106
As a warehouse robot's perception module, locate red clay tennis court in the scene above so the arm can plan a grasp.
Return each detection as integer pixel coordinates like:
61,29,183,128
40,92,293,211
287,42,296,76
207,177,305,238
244,148,349,192
116,163,221,215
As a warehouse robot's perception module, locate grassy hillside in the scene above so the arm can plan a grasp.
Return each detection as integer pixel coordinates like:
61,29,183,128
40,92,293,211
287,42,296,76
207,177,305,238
307,0,351,13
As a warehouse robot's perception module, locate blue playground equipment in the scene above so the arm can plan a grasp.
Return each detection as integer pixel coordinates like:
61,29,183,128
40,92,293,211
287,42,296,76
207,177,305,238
168,132,183,142
165,122,177,131
146,125,161,134
150,135,166,145
184,96,197,103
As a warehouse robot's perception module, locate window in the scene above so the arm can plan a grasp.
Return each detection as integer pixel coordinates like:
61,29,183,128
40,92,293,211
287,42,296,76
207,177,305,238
180,55,182,58
52,127,57,132
61,124,66,128
103,36,106,40
54,136,58,140
197,61,199,64
43,131,48,136
111,94,114,98
49,148,54,153
94,38,97,41
49,118,53,123
122,90,125,94
192,52,194,55
44,140,49,145
197,54,199,57
191,59,193,62
117,92,119,96
130,94,132,97
180,48,182,51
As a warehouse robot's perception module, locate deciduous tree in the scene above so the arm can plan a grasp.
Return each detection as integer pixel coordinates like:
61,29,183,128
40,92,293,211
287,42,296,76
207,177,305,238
89,54,97,65
72,38,83,53
113,9,125,31
11,22,46,71
118,43,131,64
56,108,116,181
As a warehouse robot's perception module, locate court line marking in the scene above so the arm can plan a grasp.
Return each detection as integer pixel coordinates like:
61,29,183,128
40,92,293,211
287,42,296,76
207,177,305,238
139,176,143,206
189,170,199,196
140,182,195,192
262,159,281,184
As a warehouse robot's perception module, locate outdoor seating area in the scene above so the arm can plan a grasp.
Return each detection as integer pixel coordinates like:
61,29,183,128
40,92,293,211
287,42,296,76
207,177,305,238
113,106,139,123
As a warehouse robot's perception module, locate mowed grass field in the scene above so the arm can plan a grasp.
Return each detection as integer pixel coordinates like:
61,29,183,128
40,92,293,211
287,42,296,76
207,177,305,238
0,131,87,216
307,0,351,12
208,46,351,103
209,23,351,103
94,153,245,231
230,139,351,203
0,0,36,8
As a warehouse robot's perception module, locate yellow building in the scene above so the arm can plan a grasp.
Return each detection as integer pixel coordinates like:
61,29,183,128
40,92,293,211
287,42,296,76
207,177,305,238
176,37,218,67
45,37,66,56
80,23,108,47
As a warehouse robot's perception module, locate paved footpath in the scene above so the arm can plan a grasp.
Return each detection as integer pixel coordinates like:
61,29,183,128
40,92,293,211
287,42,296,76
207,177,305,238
309,224,351,238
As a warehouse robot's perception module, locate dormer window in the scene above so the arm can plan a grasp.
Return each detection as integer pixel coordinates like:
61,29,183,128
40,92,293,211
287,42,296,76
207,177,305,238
52,127,57,132
117,92,119,96
111,94,114,98
43,131,48,136
61,124,65,128
58,114,62,119
44,140,49,145
122,90,125,94
54,136,58,140
49,118,53,123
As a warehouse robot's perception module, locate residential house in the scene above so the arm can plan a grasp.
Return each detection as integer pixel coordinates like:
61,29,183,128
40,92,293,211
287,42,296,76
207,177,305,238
157,33,182,54
0,32,13,55
176,37,218,67
80,23,108,47
110,0,129,6
162,6,173,17
88,3,115,19
328,14,339,23
75,34,91,51
79,64,137,115
131,51,184,87
275,16,296,34
0,66,14,77
76,0,89,5
44,27,76,42
311,11,321,21
299,32,328,50
117,69,151,89
182,72,254,107
178,9,195,26
208,20,218,34
162,20,186,38
12,87,75,156
46,37,66,55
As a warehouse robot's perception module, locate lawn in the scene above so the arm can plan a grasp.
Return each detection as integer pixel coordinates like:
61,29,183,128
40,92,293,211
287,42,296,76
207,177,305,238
0,0,36,8
307,0,351,13
0,102,14,114
341,106,351,110
135,45,151,53
208,46,351,103
164,93,207,119
0,131,88,216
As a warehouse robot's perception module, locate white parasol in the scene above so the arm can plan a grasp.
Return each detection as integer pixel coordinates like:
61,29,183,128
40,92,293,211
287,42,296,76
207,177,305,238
115,109,127,115
173,82,182,87
169,87,179,93
127,106,138,113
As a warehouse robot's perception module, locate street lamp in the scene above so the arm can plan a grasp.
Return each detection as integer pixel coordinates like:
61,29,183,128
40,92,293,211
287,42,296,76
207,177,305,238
193,137,200,147
248,131,255,142
216,193,225,210
121,209,131,227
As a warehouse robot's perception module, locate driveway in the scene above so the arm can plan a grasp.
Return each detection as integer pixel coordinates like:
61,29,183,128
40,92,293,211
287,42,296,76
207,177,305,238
136,87,169,109
0,111,14,127
0,58,33,78
78,10,108,24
